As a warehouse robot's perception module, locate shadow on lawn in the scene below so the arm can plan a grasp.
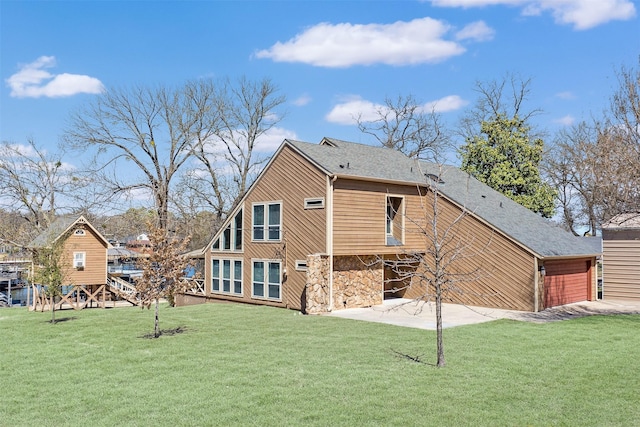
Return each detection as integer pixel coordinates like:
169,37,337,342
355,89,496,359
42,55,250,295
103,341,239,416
139,326,188,339
46,317,78,324
390,349,436,366
512,304,640,323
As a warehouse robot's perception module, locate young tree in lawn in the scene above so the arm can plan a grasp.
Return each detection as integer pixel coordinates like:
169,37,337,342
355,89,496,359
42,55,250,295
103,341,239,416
135,224,192,338
383,169,488,367
31,240,67,323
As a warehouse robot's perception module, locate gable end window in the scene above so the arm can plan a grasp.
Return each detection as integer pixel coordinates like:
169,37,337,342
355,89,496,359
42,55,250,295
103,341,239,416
74,229,86,236
212,208,243,252
252,202,282,241
386,196,404,246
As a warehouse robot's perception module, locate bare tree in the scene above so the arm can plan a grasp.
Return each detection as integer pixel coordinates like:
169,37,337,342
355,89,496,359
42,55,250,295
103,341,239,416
185,77,286,221
458,73,542,142
357,94,449,161
381,169,490,367
0,139,80,244
546,59,640,234
64,79,221,229
609,56,640,148
135,223,192,338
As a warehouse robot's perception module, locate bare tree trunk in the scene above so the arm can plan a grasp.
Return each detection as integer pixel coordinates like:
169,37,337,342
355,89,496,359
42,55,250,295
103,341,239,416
50,295,55,324
154,297,160,338
435,287,445,367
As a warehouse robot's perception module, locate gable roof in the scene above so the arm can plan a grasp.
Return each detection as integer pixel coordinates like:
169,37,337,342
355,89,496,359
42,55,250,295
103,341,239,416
287,138,599,259
602,213,640,229
29,215,110,249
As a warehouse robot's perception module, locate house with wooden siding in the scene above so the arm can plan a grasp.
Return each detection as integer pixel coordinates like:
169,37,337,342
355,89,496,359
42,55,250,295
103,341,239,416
602,213,640,301
176,138,600,313
29,215,120,310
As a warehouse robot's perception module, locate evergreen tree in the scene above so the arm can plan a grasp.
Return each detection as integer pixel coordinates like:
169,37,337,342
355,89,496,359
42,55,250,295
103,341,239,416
459,114,556,217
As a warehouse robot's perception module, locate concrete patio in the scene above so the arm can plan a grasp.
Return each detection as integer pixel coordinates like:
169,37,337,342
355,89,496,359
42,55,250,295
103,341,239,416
324,298,640,330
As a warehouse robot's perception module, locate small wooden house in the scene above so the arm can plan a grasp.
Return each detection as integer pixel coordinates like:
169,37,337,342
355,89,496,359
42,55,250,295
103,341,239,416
29,215,111,309
177,138,600,313
602,213,640,301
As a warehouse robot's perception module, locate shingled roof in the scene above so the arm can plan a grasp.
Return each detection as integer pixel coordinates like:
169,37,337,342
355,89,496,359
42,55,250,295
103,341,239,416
29,215,109,248
287,137,599,259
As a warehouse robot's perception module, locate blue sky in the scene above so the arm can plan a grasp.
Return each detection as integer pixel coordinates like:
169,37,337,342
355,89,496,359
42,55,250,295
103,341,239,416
1,0,638,164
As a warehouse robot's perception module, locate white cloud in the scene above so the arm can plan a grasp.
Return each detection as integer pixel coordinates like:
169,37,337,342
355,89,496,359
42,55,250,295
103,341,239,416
255,17,472,67
455,21,495,41
430,0,636,29
6,56,104,98
554,115,575,126
326,94,468,125
292,94,312,107
555,91,576,100
325,97,381,125
424,95,470,112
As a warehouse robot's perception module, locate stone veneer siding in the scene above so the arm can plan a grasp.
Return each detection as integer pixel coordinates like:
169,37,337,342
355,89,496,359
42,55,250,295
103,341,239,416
332,255,383,310
304,254,331,314
304,254,384,313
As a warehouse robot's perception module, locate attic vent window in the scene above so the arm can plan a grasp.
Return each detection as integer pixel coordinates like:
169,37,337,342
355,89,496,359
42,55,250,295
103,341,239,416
304,198,325,210
74,229,86,236
425,173,444,184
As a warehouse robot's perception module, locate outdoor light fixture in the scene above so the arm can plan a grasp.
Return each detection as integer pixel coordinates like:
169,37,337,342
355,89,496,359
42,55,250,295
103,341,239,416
539,265,546,276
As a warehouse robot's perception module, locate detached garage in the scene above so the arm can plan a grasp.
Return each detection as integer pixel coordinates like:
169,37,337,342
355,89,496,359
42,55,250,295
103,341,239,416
544,259,594,307
602,214,640,301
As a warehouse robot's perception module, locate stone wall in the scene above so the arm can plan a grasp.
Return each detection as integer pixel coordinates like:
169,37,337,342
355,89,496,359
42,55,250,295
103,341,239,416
304,254,330,314
333,255,383,310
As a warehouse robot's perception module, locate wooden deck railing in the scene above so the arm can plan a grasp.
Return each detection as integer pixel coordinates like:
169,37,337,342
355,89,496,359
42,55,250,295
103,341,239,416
181,277,205,295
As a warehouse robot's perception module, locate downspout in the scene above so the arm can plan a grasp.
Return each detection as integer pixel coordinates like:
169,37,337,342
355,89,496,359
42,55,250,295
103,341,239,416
534,257,539,312
327,175,337,312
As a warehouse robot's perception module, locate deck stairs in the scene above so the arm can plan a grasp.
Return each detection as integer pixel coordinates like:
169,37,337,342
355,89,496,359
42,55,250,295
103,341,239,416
106,274,141,306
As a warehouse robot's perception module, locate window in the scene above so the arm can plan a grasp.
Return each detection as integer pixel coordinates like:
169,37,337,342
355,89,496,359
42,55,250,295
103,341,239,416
234,210,242,250
212,258,242,295
212,208,243,252
252,260,281,301
295,260,308,271
74,229,86,236
253,202,282,241
304,197,325,209
386,196,404,245
73,252,86,269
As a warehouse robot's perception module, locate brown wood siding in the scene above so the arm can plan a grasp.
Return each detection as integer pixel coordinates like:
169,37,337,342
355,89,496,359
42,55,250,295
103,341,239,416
543,260,590,307
206,145,327,310
333,178,536,311
62,227,108,286
603,240,640,300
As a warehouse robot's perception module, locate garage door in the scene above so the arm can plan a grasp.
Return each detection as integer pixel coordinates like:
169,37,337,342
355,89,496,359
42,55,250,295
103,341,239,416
544,260,590,308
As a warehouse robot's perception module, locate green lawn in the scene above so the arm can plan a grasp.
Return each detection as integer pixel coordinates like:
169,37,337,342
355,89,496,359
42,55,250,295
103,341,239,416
1,303,638,426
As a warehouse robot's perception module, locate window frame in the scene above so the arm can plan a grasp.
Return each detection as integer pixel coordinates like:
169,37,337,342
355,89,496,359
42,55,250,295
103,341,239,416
386,195,405,246
211,257,243,296
252,201,282,242
73,252,86,269
211,207,243,253
251,259,282,301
